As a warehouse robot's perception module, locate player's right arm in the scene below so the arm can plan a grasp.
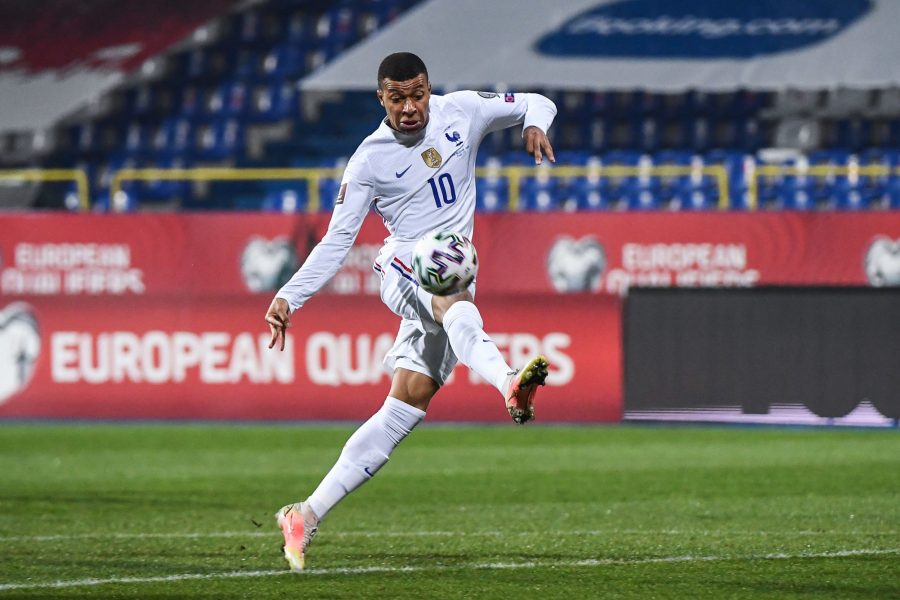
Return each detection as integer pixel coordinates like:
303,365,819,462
266,153,375,351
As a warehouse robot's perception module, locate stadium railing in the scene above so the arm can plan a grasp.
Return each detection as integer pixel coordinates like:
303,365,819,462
12,163,900,212
110,167,343,212
749,164,894,209
108,164,732,211
0,169,90,211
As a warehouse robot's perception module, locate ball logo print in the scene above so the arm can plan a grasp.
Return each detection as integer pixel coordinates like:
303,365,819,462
546,236,606,293
411,231,478,296
864,237,900,287
0,303,41,405
240,236,299,292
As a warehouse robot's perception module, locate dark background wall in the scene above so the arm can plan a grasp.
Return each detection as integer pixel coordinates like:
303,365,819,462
624,287,900,421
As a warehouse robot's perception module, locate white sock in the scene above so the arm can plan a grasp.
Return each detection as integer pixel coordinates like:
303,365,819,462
306,396,424,520
442,300,513,394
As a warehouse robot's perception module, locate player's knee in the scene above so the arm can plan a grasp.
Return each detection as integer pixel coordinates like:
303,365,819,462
432,291,474,324
389,368,439,411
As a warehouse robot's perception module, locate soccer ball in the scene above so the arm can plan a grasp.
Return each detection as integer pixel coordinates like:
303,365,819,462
411,231,478,296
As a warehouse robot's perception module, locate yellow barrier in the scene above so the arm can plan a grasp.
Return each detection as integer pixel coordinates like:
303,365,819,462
9,163,900,213
110,167,343,212
112,164,732,212
0,169,90,211
750,165,899,209
477,164,730,210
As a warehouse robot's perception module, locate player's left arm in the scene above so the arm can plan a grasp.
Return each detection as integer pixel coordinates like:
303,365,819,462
517,93,557,164
450,91,557,164
524,124,555,165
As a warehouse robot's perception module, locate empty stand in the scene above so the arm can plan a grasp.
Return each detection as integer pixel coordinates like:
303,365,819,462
3,1,899,212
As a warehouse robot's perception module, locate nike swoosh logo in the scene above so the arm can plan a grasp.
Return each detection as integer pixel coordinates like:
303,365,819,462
395,165,412,178
363,467,375,477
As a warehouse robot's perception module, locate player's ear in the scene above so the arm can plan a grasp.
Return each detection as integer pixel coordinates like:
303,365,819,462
376,88,384,107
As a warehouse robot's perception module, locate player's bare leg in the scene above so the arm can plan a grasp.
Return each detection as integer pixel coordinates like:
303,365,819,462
275,369,435,570
433,293,549,424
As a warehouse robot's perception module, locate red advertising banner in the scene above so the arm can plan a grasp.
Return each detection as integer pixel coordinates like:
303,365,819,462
2,212,898,299
2,211,898,422
0,295,621,422
475,212,900,294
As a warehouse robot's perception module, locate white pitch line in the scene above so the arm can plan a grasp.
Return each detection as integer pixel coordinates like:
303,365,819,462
0,549,896,592
0,528,895,543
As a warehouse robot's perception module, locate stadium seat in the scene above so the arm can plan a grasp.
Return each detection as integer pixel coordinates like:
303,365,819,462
261,188,306,212
194,119,244,160
250,81,299,123
476,157,509,212
833,119,875,151
519,164,561,211
16,0,899,213
177,86,203,120
141,156,192,203
887,178,900,209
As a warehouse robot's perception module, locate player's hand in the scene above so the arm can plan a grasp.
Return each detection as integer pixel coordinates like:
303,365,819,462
265,297,292,351
524,126,555,165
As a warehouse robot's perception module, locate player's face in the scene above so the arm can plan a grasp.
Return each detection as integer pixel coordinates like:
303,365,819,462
377,74,431,133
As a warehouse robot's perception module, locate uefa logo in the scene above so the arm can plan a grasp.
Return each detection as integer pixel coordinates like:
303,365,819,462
546,235,606,293
0,303,41,405
239,236,299,292
865,236,900,287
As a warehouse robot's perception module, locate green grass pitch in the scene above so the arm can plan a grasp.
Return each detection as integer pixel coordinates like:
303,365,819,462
0,423,897,599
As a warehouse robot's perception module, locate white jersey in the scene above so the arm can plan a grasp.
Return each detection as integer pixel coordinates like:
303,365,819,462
277,90,557,311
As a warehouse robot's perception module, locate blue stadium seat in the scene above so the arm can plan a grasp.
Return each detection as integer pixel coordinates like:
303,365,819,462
833,119,874,152
261,188,306,212
260,42,307,79
682,90,711,116
315,7,358,59
123,122,152,157
142,156,192,202
630,91,662,116
203,81,250,119
250,81,299,123
284,9,315,43
520,165,560,211
887,178,900,209
151,118,187,158
834,186,868,210
587,91,611,116
194,119,245,160
684,118,711,152
624,185,660,211
573,184,609,210
318,178,342,211
232,49,260,81
176,85,203,120
183,47,215,82
631,118,659,152
475,168,509,212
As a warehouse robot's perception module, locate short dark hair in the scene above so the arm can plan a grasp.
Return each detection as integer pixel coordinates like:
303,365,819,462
377,52,428,86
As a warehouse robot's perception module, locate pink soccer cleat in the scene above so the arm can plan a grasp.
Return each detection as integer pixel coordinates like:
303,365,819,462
275,502,319,571
504,355,549,424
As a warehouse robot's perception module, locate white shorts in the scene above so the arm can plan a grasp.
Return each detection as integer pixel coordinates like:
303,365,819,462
375,243,467,386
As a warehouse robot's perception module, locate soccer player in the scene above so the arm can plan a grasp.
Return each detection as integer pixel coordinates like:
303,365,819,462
264,52,557,571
